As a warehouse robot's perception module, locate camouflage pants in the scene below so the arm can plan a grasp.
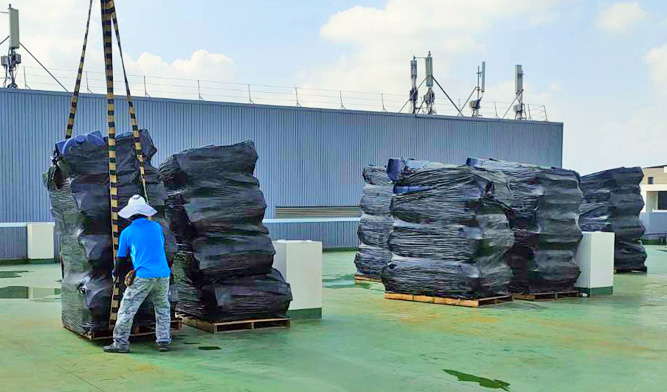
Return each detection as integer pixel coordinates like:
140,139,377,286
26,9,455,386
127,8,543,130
112,277,171,349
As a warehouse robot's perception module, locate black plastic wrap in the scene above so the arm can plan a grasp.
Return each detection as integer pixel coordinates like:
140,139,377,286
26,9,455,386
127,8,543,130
176,268,292,322
354,166,393,279
45,130,176,334
466,158,583,293
161,141,290,321
382,164,515,299
579,167,647,270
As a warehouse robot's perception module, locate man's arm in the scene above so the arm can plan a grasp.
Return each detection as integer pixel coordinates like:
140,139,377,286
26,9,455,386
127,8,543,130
113,230,131,279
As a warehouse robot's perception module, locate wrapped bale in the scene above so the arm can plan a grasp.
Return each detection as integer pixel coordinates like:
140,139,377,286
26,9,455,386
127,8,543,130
176,269,292,321
45,130,175,334
382,164,515,299
161,141,292,321
579,167,647,271
466,158,583,293
354,166,393,279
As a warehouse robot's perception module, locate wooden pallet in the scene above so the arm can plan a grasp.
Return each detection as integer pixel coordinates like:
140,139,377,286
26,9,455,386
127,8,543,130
180,315,291,333
65,318,183,341
354,274,382,283
615,266,648,274
513,291,580,301
385,293,512,308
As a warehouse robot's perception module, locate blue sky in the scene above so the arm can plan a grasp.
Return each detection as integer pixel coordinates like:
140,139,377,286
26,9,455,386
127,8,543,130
4,0,667,174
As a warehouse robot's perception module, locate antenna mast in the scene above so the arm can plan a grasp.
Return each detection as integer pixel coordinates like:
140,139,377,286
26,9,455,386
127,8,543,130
422,51,435,114
514,64,526,120
469,61,485,117
2,4,21,88
409,56,418,113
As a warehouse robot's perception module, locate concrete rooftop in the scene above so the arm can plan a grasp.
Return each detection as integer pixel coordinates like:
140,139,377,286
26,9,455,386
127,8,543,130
1,248,666,392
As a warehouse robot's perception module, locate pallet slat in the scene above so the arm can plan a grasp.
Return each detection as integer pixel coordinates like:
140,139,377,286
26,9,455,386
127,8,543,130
354,275,382,283
65,318,182,341
66,319,182,341
179,315,290,334
385,293,512,308
513,291,580,301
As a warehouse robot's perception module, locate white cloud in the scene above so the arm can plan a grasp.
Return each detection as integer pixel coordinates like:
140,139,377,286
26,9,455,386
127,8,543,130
302,0,567,103
597,2,646,33
646,44,667,90
2,0,235,97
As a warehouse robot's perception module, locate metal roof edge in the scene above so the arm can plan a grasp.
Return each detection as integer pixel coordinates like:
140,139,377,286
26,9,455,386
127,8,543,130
0,88,564,126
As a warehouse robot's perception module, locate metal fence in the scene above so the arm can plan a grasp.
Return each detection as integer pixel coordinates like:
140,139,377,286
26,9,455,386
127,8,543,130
16,66,549,121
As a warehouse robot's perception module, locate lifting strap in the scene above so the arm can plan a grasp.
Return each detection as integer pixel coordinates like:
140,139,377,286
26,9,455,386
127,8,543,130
63,0,151,326
64,0,93,140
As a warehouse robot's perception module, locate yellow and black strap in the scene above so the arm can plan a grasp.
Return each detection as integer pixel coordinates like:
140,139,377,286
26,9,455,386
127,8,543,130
100,0,123,325
108,0,149,203
64,0,94,140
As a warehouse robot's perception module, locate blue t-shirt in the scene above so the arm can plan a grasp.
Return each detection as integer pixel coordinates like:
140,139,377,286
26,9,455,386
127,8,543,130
116,218,171,279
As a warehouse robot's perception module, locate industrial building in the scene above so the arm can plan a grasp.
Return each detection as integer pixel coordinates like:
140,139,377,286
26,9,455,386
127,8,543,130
1,2,666,392
0,88,563,259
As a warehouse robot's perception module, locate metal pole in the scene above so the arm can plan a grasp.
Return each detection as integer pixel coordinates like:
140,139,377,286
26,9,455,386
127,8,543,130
22,66,29,89
197,80,203,101
295,87,301,107
248,84,254,104
494,102,499,118
339,91,346,110
381,93,387,112
85,71,92,93
543,105,548,121
19,43,68,92
432,77,463,116
143,76,149,97
502,96,519,119
527,104,532,120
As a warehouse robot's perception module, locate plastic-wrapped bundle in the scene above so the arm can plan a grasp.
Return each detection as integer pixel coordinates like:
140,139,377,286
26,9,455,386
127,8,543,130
161,141,291,321
466,158,583,293
45,130,175,334
354,166,393,279
579,167,647,270
382,164,515,299
176,269,292,321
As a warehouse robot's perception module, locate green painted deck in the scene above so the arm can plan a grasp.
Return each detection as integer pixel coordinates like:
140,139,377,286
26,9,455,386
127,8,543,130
1,247,667,392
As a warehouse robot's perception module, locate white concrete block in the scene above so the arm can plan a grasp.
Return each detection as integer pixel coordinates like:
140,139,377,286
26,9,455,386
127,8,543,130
574,232,615,294
27,222,55,260
273,240,323,317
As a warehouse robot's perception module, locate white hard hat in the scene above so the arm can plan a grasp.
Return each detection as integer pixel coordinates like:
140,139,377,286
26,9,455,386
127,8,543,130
118,195,157,219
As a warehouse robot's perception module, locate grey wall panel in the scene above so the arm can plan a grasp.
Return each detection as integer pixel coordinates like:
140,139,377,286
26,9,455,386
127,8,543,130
0,89,563,254
0,228,27,259
266,221,359,249
640,212,667,238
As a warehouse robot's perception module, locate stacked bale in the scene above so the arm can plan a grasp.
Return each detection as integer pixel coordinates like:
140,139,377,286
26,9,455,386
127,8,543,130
160,141,292,321
579,167,647,271
466,158,583,293
45,130,174,334
354,166,393,279
382,164,515,299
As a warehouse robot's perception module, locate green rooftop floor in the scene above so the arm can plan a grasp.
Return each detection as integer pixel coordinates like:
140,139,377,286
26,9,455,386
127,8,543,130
1,247,667,392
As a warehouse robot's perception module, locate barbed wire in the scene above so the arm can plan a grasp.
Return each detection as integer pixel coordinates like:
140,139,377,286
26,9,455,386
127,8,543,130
18,66,549,121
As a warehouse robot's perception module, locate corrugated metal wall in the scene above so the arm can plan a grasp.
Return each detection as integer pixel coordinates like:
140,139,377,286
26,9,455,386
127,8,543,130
0,88,563,257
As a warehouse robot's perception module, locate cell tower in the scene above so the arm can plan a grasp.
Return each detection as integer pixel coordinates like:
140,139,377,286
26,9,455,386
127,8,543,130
1,4,21,88
469,61,485,117
513,64,526,120
422,51,435,115
409,56,418,114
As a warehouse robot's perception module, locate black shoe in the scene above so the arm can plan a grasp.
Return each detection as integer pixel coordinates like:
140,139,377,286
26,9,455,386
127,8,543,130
103,344,130,353
157,343,170,352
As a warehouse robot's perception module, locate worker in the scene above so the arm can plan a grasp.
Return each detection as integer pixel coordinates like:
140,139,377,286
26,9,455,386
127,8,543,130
103,195,172,353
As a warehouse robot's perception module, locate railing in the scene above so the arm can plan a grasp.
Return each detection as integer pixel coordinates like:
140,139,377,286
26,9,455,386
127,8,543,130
14,66,550,121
